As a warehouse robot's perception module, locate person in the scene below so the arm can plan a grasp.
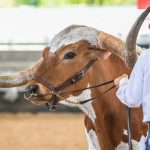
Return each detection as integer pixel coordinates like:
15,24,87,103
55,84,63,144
114,49,150,150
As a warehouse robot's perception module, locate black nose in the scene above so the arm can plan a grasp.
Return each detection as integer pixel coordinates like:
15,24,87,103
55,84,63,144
24,85,39,95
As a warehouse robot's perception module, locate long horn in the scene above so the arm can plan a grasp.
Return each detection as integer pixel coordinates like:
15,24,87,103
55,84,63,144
125,6,150,69
0,58,42,88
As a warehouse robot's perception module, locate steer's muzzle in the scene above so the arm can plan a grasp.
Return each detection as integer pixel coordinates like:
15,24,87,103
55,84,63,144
24,84,53,105
24,85,39,101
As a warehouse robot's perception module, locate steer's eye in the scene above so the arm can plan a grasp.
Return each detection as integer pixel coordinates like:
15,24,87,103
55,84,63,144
63,52,76,59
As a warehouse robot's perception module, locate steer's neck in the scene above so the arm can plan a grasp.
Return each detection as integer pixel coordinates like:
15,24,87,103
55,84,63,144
88,54,131,116
89,54,130,86
85,54,131,149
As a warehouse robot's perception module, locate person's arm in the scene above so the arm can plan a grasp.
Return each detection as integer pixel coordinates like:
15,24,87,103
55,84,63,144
115,54,145,108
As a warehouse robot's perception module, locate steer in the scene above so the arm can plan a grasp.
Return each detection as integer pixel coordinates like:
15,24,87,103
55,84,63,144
0,7,150,150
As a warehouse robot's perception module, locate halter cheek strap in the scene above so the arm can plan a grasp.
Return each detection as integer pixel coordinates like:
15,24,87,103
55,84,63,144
33,59,97,110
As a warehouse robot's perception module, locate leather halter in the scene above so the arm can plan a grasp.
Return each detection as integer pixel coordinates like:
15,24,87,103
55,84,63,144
33,59,97,110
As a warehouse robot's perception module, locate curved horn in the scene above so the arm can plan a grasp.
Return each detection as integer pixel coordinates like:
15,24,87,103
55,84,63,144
125,6,150,69
0,58,42,88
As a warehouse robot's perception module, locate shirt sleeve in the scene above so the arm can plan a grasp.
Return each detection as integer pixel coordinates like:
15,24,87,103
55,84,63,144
116,55,144,108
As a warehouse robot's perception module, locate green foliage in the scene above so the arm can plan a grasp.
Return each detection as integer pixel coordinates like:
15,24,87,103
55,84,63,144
16,0,40,6
102,0,135,5
38,0,135,6
0,0,136,7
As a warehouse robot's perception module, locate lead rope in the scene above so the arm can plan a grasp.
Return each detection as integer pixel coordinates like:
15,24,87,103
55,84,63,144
46,84,116,105
127,108,133,150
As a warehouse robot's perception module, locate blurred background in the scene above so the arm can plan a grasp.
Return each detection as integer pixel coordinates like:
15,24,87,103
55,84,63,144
0,0,149,150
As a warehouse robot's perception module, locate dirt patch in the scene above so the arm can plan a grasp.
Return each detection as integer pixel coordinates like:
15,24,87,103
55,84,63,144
0,113,87,150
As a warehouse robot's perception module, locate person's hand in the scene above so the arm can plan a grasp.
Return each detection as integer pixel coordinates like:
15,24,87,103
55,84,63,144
114,74,128,88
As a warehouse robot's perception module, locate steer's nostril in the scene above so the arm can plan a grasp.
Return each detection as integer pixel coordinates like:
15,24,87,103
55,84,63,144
24,85,39,100
24,85,39,94
30,85,39,93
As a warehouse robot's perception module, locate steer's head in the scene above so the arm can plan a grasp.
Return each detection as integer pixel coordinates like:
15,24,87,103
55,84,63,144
0,7,149,107
24,26,115,106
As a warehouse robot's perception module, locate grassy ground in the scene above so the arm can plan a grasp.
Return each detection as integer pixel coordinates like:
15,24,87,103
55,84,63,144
0,113,87,150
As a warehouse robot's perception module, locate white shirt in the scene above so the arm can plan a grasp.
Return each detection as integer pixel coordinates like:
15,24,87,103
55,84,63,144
116,49,150,122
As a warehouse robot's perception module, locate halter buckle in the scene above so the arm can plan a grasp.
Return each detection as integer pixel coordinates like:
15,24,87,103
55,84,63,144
71,70,84,83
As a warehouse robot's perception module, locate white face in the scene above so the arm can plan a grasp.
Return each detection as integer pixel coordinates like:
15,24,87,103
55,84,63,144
49,25,99,52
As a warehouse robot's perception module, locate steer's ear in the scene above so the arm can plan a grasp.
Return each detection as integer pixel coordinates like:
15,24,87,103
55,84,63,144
42,46,50,58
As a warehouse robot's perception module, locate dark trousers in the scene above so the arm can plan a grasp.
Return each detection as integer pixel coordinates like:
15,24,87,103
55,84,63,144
146,122,150,150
